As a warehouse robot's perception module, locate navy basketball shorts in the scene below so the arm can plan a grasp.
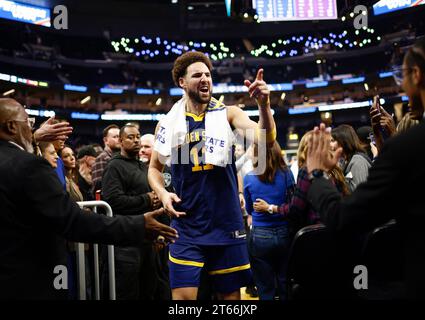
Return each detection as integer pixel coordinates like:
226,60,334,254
169,242,252,294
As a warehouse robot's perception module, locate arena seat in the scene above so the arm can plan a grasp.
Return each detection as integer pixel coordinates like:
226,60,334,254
358,220,406,299
286,224,357,300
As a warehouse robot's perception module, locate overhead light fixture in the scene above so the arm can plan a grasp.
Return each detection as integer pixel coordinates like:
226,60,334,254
280,92,286,101
171,0,178,3
80,96,91,104
364,83,369,91
155,97,162,106
2,89,15,96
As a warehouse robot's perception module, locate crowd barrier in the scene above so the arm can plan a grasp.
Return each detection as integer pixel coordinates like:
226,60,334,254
76,200,116,300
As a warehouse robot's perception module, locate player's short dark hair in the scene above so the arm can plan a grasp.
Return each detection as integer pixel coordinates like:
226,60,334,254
172,51,213,87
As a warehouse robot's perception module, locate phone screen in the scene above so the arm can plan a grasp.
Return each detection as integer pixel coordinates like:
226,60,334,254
374,95,381,115
369,132,376,145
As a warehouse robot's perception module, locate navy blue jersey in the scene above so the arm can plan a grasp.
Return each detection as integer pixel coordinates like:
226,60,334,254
170,111,245,245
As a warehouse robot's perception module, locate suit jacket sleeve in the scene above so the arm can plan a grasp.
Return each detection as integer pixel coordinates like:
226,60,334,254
24,158,146,246
308,138,401,233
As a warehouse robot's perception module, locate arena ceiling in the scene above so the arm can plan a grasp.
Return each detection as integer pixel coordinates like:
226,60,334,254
14,0,381,39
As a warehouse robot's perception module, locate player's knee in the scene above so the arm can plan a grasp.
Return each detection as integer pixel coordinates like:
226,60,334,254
172,287,198,300
217,290,241,300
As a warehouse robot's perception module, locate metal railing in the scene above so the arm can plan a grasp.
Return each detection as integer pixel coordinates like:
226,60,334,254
76,200,116,300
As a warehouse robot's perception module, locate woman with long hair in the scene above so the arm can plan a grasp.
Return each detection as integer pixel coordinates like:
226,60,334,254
331,124,372,192
60,146,83,202
243,141,295,300
59,145,86,300
255,131,350,239
298,131,350,197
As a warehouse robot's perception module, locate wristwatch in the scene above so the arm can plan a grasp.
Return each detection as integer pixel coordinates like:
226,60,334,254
308,169,329,181
267,205,274,214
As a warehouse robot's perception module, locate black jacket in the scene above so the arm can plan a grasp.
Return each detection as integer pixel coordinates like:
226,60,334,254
101,154,152,216
0,141,146,300
308,121,425,299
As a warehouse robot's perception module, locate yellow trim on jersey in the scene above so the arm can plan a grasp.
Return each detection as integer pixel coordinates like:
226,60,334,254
169,253,205,267
186,112,205,122
208,263,251,275
207,97,226,111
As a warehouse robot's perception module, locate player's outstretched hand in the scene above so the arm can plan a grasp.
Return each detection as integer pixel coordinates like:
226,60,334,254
161,191,186,218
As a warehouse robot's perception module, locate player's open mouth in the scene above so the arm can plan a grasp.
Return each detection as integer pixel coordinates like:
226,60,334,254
199,86,209,93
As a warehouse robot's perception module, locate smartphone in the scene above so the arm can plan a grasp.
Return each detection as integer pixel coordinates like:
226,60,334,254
374,95,389,139
369,132,376,145
374,95,381,115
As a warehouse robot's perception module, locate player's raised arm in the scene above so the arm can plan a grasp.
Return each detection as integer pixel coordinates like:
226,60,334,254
228,69,276,146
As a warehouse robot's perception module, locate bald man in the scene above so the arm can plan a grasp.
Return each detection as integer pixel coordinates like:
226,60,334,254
0,98,178,299
139,133,154,164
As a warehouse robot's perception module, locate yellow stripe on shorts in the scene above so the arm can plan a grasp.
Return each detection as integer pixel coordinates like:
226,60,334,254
208,263,251,275
169,253,204,267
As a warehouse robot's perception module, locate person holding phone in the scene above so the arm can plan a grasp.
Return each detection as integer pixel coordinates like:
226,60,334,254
369,95,397,153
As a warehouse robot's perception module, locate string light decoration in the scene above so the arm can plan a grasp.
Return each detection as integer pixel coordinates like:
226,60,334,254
111,36,236,61
111,26,382,61
249,27,381,58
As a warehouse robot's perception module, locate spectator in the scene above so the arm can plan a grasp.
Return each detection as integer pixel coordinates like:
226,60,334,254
60,145,86,299
305,37,425,298
356,126,374,162
369,97,397,153
92,124,120,195
39,141,59,169
331,124,372,192
102,124,161,300
61,146,83,202
76,145,97,201
0,98,178,299
243,142,294,300
45,118,69,191
139,133,154,164
259,131,349,237
396,112,420,133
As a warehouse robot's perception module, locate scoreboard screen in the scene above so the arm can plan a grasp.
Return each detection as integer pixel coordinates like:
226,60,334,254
252,0,338,22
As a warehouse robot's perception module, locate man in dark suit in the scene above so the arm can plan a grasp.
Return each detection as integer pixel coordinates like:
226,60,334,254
0,98,178,300
305,37,425,299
